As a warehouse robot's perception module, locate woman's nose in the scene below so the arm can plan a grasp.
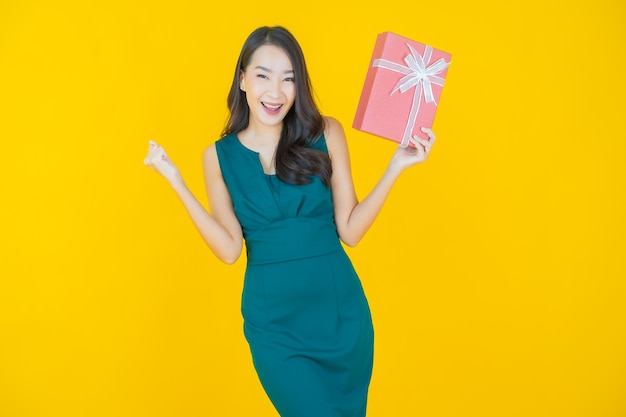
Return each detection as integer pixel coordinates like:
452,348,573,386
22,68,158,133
267,79,282,97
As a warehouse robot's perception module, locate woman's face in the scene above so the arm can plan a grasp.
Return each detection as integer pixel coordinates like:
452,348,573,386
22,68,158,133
240,44,296,129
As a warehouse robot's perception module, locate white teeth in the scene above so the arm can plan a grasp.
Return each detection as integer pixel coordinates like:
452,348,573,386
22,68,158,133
262,102,282,110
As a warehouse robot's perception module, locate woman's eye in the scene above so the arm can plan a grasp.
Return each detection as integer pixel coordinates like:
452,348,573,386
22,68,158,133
284,77,295,82
256,74,269,79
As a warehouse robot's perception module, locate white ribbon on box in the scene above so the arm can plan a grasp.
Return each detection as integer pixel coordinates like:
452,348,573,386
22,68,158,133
373,44,450,147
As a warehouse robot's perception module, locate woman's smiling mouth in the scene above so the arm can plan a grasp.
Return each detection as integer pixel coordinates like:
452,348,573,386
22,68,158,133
262,102,283,114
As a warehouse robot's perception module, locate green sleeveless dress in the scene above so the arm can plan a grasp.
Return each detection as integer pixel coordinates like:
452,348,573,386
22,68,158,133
215,133,374,417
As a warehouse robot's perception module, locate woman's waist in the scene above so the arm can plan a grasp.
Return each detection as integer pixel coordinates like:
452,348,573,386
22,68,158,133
244,217,342,265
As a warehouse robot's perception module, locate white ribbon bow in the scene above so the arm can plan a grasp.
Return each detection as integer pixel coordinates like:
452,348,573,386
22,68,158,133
373,44,450,147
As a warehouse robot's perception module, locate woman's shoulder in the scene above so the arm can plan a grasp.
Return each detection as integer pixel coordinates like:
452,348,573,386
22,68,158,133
213,133,237,148
323,116,343,136
202,141,219,168
322,116,348,156
205,134,238,158
203,134,235,169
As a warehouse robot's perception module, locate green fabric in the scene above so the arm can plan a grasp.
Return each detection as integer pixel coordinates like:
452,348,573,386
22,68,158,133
216,134,374,417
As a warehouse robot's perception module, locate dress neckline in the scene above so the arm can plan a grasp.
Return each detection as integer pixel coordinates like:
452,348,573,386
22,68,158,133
233,134,277,177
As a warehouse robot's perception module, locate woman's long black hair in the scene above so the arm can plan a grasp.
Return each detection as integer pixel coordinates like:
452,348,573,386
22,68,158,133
221,26,332,186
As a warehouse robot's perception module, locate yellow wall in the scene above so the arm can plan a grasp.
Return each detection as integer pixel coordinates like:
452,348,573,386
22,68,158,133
1,1,625,416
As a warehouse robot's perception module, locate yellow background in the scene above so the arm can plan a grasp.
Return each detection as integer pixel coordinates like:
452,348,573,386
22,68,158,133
1,0,625,416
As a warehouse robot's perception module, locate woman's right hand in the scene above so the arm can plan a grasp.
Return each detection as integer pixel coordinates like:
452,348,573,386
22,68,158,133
144,140,185,189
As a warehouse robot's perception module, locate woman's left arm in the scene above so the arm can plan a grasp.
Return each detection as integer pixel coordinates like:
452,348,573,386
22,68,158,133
325,116,435,247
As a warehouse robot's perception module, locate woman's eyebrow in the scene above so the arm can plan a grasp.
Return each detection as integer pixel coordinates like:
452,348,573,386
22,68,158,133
254,65,294,74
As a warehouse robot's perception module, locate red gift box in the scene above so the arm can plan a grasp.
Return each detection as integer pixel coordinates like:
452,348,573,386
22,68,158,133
353,32,451,147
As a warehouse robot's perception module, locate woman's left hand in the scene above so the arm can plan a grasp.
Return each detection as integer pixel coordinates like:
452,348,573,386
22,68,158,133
390,127,436,172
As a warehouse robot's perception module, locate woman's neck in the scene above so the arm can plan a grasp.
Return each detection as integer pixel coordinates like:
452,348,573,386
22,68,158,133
240,121,282,146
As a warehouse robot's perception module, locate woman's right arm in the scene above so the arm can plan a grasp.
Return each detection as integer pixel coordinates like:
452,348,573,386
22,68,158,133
144,141,243,264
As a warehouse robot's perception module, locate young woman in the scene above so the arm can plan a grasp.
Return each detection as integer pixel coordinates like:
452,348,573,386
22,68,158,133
144,26,435,417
